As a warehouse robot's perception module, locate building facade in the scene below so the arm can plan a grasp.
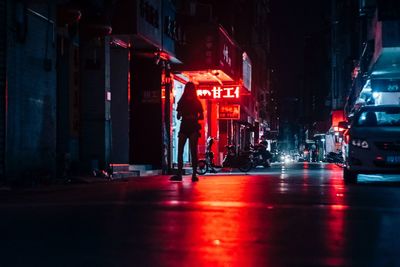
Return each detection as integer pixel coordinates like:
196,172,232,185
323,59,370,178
1,0,273,183
326,0,400,156
172,0,273,165
2,0,58,183
331,0,400,118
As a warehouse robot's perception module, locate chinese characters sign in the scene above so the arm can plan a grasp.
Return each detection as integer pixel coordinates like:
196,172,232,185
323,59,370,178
197,86,240,99
218,104,240,120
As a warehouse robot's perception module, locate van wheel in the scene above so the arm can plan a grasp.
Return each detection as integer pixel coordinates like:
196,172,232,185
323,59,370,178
343,168,358,184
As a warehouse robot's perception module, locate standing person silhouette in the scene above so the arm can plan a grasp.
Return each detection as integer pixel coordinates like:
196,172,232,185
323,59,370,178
170,82,204,182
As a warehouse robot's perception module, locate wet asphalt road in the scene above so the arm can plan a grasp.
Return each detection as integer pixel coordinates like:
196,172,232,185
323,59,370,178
1,163,400,267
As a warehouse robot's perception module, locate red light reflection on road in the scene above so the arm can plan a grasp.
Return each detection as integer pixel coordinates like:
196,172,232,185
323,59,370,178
188,175,255,265
301,164,310,193
160,175,273,266
158,167,351,266
323,165,347,266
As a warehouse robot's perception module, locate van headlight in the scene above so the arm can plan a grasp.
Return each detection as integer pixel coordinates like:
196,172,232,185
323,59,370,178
351,138,369,149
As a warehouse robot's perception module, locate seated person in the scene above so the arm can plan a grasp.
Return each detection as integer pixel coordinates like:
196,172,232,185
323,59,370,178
258,135,272,161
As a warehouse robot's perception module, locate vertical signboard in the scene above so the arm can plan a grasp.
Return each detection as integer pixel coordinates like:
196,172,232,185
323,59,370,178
137,0,162,48
112,0,164,50
242,52,252,92
176,24,240,81
162,0,179,58
218,26,239,80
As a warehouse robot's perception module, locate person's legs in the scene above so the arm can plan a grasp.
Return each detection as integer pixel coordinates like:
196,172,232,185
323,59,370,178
177,134,187,176
170,134,187,181
189,132,199,181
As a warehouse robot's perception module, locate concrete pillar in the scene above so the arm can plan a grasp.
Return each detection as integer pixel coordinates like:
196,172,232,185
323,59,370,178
80,37,111,172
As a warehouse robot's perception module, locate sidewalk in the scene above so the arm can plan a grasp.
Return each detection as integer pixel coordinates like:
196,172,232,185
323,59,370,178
0,167,181,190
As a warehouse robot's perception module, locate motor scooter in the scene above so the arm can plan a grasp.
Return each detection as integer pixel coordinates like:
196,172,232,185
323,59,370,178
325,151,344,167
222,144,253,172
197,137,219,174
250,144,272,168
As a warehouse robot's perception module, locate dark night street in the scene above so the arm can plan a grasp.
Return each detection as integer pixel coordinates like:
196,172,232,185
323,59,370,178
1,163,400,267
2,1,400,266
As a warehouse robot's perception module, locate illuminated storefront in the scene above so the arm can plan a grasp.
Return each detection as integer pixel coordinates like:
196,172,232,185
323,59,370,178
174,24,254,165
171,78,191,166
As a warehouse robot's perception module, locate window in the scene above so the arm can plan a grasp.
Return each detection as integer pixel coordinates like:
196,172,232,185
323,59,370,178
356,108,400,127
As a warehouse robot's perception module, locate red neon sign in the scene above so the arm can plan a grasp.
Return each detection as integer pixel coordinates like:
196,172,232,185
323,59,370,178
197,86,240,99
218,104,240,120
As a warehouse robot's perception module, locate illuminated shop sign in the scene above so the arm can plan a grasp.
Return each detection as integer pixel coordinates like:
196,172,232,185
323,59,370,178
242,52,252,92
218,27,239,79
197,86,240,99
218,104,240,120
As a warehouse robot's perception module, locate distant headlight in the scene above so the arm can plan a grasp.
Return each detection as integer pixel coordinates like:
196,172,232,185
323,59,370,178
351,138,369,149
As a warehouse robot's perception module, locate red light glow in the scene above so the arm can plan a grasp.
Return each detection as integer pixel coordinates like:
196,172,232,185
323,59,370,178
218,104,240,120
127,51,131,103
161,87,166,99
331,110,345,129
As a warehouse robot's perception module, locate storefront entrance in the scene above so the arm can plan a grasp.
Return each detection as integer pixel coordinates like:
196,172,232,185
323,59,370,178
171,79,190,167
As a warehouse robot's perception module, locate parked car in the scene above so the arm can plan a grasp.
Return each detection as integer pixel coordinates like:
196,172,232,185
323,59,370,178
342,105,400,183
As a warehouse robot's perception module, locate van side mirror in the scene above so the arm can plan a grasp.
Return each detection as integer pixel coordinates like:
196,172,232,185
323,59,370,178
338,121,349,129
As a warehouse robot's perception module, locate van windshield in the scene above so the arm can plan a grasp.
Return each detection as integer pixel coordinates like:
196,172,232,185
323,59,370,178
355,108,400,127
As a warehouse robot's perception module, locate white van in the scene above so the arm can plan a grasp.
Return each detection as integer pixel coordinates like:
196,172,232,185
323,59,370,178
342,105,400,183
